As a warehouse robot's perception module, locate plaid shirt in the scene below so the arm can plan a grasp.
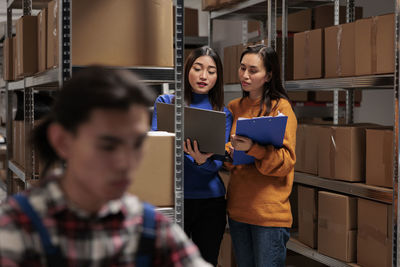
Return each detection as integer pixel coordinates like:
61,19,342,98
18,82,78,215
0,178,211,267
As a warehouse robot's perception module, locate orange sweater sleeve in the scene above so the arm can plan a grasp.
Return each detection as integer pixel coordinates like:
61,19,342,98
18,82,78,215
246,100,297,177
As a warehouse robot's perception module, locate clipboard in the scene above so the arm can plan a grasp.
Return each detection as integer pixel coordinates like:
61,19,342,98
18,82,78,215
233,115,288,165
156,102,226,155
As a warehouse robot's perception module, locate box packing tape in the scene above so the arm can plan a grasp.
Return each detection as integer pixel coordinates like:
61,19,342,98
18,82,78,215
329,128,337,179
318,218,346,234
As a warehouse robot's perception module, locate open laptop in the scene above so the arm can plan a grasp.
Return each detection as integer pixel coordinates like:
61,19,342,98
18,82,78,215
156,102,226,155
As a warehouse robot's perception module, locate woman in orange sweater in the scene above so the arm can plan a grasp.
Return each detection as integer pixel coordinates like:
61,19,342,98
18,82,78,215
226,44,297,267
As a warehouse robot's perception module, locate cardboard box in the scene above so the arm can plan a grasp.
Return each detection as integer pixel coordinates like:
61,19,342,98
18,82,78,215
288,91,308,102
277,9,312,32
318,191,357,262
294,29,324,80
37,8,47,73
276,36,294,80
312,90,362,103
13,36,17,81
3,37,14,81
47,0,58,69
217,231,237,267
295,124,318,175
16,16,38,77
223,46,231,84
318,125,366,181
128,132,174,207
224,45,240,84
357,198,392,267
298,185,318,248
202,0,218,11
72,0,173,67
355,17,376,76
376,13,395,74
325,22,356,78
366,128,393,188
173,7,199,36
248,20,259,33
313,5,363,30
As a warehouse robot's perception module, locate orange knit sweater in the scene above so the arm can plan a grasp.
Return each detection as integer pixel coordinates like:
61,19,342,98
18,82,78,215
226,96,297,228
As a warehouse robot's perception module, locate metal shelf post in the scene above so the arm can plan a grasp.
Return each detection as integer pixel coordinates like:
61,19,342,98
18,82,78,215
267,0,277,49
59,0,72,87
345,0,355,124
333,0,340,125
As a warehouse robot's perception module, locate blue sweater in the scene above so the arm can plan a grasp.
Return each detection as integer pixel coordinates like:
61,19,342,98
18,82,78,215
151,93,233,199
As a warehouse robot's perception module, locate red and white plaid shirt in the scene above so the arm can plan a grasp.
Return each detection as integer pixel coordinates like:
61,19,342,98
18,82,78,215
0,177,211,267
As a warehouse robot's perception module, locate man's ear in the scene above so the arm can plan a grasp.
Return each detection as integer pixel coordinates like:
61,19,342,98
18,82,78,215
47,123,72,160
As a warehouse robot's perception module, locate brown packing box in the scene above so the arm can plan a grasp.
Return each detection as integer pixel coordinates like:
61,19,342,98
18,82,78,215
72,0,173,67
128,132,174,207
376,13,395,74
318,191,357,262
37,8,47,73
355,18,376,76
217,231,237,267
312,90,362,103
287,91,308,102
3,37,14,81
366,128,393,188
313,5,363,30
47,0,58,69
293,29,324,80
248,20,259,33
223,46,232,84
298,185,318,248
325,22,356,78
16,16,38,78
277,9,312,32
357,198,392,267
13,36,17,81
317,125,366,181
173,7,199,36
295,124,318,175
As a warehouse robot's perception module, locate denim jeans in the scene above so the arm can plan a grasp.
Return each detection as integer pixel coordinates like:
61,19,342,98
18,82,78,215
228,218,290,267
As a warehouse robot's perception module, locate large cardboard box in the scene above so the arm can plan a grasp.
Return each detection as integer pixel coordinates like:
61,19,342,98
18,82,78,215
277,9,312,32
312,90,362,103
366,128,393,188
288,91,308,102
202,0,218,11
128,132,174,207
313,5,363,30
47,0,58,69
376,13,395,74
173,7,199,36
3,37,14,81
72,0,174,67
37,8,47,73
16,16,38,78
325,22,356,78
13,36,17,81
355,17,376,76
217,231,237,267
293,29,323,80
276,36,294,80
318,191,357,262
318,125,366,181
224,45,240,84
298,185,318,248
357,198,392,267
295,124,318,175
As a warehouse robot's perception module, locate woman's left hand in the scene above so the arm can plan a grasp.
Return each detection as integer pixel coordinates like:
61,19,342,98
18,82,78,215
231,134,253,152
184,139,214,165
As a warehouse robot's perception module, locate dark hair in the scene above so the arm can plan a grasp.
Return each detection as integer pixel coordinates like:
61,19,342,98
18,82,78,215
240,44,291,116
32,66,155,174
183,46,224,111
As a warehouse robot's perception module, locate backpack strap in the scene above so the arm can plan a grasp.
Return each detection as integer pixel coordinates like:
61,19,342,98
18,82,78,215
13,194,63,267
136,202,157,267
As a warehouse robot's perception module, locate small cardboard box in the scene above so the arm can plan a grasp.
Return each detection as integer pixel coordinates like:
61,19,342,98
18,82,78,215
287,91,308,102
366,128,393,188
318,191,357,262
16,16,38,77
376,13,395,74
295,124,318,175
3,37,14,81
313,5,363,30
47,0,58,69
317,125,366,182
355,17,376,76
37,8,47,73
312,90,362,103
13,36,17,81
293,29,324,80
357,198,392,267
298,185,318,248
128,132,174,207
325,22,356,78
277,9,312,32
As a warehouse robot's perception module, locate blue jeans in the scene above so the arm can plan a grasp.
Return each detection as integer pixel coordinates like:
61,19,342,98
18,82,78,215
228,218,290,267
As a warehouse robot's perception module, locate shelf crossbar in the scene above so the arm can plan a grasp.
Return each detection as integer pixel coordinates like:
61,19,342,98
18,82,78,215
8,160,26,183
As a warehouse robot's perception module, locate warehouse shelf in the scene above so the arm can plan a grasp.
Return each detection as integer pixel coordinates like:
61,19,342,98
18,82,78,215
156,207,175,221
0,80,6,89
72,66,175,84
0,127,6,138
7,79,24,91
8,160,25,183
184,36,209,46
287,238,360,267
285,74,394,90
210,0,333,20
25,68,59,88
7,0,49,9
294,172,392,204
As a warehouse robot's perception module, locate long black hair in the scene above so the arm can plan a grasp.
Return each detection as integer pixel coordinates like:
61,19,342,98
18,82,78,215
32,66,155,175
183,46,224,111
240,44,290,116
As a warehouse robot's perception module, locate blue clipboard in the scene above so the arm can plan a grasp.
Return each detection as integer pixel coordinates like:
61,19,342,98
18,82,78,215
233,115,288,165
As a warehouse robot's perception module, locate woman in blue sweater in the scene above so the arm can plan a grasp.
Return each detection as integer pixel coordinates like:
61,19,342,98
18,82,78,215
152,46,232,266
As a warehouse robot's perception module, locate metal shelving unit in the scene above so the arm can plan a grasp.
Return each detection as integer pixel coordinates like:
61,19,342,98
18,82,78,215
8,160,25,182
209,0,399,266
